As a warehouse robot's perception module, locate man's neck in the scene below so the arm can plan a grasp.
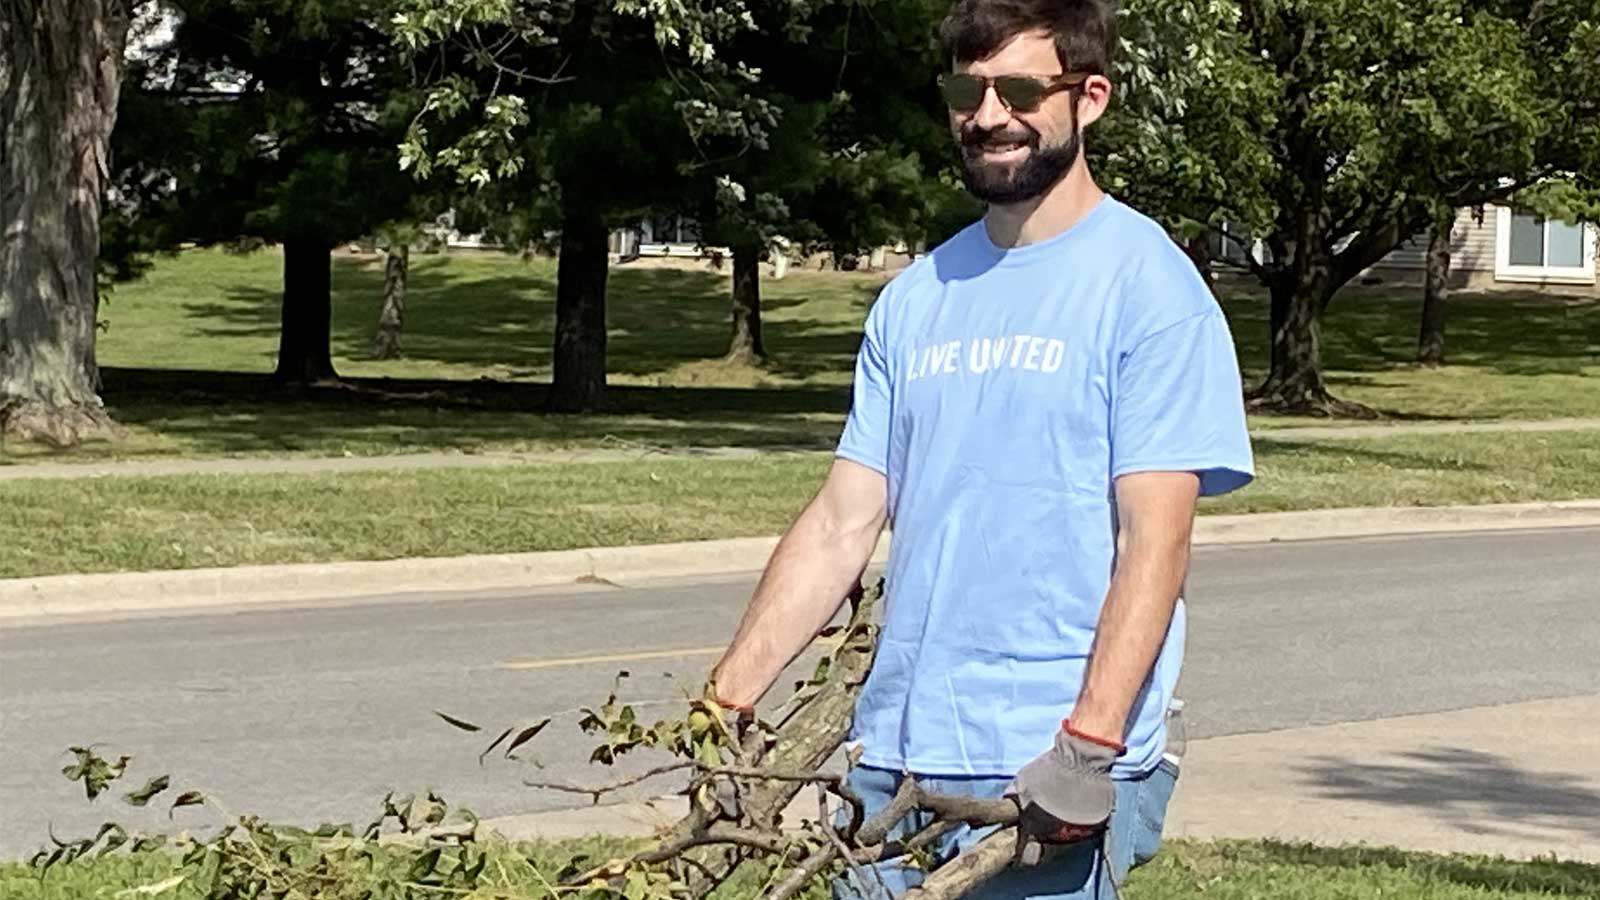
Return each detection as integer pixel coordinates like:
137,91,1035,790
983,163,1104,249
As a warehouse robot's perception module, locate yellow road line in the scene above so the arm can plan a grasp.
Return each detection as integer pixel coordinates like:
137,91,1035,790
498,646,725,671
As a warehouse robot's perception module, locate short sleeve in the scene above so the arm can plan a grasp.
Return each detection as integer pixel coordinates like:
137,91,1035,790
835,302,893,475
1110,310,1254,496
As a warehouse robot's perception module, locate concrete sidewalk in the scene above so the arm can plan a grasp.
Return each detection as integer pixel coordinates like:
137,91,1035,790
481,694,1600,864
3,416,1598,481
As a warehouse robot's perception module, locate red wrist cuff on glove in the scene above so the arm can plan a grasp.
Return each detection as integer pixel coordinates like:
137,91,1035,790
1061,719,1127,756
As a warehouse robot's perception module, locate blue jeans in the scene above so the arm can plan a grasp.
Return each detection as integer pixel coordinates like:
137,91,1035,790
831,762,1178,900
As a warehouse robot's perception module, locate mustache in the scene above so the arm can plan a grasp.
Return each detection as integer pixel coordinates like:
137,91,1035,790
960,123,1041,149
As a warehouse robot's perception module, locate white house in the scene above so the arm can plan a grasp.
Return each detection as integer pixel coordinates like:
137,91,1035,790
1368,206,1598,293
1208,205,1598,295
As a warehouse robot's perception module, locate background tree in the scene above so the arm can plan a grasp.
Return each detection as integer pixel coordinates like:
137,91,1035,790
1,1,141,446
395,0,911,411
125,0,417,385
1093,0,1277,270
1412,174,1600,365
1416,205,1458,367
1202,0,1600,414
686,0,967,364
371,223,420,361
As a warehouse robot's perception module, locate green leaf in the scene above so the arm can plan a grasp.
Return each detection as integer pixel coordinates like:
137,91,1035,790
124,775,171,807
130,836,167,854
696,734,724,767
408,847,443,881
504,718,552,759
92,823,129,856
624,870,649,900
61,747,132,801
169,791,205,818
479,727,515,765
434,711,482,732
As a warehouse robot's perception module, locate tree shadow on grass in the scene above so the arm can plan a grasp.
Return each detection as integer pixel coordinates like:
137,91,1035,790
185,254,879,381
93,368,851,456
1296,746,1600,844
1224,286,1600,377
1233,840,1600,898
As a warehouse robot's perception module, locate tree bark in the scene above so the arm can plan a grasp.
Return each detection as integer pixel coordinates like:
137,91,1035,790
1255,276,1327,402
274,239,339,384
548,208,609,413
372,243,408,360
0,0,131,446
726,242,767,363
1249,208,1374,418
1417,222,1452,367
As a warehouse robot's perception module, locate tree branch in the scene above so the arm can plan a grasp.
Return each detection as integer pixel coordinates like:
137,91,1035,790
525,761,843,805
764,842,839,900
900,828,1020,900
1203,223,1275,284
854,777,921,846
523,762,698,802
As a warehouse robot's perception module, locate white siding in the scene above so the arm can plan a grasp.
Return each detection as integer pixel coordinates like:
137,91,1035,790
1375,208,1496,273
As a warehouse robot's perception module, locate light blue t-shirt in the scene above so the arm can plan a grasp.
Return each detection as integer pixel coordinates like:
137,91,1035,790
836,196,1254,779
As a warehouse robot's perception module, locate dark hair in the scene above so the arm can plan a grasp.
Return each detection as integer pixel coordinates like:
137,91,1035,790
939,0,1117,75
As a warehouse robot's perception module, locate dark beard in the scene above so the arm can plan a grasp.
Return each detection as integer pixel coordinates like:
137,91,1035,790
958,122,1082,206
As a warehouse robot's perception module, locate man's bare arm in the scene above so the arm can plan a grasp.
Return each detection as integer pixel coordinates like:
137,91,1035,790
1069,471,1200,742
709,458,889,710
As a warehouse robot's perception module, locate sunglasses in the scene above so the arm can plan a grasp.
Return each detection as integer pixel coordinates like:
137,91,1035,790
938,72,1089,113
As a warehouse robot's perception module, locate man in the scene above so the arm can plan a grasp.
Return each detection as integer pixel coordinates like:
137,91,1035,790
709,1,1254,897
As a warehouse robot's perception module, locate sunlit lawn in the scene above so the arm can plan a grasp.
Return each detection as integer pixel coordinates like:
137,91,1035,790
2,248,1595,464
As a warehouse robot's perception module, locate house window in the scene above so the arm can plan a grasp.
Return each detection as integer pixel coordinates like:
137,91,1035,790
1495,208,1596,283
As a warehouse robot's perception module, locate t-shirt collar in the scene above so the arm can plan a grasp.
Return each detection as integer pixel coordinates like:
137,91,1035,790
974,194,1117,267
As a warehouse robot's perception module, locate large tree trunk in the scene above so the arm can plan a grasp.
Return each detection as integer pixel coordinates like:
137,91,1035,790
725,242,767,363
1249,211,1373,418
0,1,131,446
274,239,339,384
1417,221,1452,367
548,208,609,412
1254,276,1329,405
372,243,408,360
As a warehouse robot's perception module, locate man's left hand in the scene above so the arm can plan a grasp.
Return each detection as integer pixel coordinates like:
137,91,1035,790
1005,723,1124,865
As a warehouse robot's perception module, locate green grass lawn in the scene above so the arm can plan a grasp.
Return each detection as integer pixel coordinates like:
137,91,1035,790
4,430,1597,578
3,248,1596,464
5,838,1596,900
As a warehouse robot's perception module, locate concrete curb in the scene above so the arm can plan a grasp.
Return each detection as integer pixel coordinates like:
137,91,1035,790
3,500,1598,623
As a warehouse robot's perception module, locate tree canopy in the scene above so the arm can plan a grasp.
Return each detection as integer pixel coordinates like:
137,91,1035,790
120,0,418,382
1175,0,1600,413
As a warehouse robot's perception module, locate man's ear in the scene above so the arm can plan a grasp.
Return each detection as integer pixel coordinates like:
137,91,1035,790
1075,74,1113,128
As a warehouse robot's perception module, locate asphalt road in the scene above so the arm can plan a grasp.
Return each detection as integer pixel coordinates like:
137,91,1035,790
3,527,1598,860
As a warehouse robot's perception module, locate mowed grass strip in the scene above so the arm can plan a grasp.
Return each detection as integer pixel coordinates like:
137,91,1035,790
0,456,829,579
4,839,1597,900
4,431,1598,579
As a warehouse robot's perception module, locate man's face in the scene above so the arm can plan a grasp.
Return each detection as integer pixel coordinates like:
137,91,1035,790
948,31,1083,206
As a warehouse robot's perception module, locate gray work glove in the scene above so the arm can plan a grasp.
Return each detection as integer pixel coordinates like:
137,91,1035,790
1005,725,1123,865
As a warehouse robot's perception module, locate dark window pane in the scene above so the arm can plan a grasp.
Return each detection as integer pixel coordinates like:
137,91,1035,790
1509,211,1545,266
